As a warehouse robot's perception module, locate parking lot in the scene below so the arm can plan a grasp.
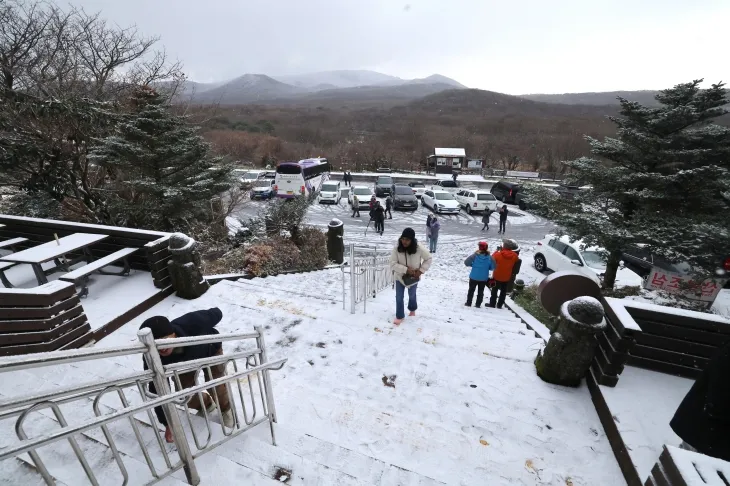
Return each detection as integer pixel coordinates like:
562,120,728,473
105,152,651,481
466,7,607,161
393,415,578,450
232,183,556,249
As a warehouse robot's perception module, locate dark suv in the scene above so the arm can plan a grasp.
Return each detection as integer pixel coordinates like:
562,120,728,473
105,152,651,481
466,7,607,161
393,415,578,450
490,181,522,204
374,176,394,197
391,185,418,211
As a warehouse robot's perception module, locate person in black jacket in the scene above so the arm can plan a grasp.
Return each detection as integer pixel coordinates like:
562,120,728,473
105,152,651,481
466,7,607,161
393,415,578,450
498,205,508,234
374,202,386,235
385,196,393,219
669,340,730,461
140,308,233,443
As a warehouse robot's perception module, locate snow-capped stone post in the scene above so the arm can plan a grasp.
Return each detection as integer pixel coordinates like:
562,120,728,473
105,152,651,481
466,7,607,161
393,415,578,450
167,233,210,299
512,278,525,296
534,296,607,387
327,218,344,264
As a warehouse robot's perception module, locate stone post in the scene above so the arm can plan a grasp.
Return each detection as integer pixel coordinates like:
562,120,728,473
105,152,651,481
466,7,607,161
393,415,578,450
167,233,210,299
534,296,606,387
512,278,525,297
327,219,345,264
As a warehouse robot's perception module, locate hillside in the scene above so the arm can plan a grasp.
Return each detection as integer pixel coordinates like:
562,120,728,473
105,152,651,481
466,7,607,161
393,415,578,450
190,74,308,104
520,90,661,106
273,70,402,89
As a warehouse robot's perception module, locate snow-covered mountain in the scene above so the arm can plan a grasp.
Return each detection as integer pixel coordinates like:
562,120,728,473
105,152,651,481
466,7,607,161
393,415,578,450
181,70,468,105
189,74,308,104
273,70,403,89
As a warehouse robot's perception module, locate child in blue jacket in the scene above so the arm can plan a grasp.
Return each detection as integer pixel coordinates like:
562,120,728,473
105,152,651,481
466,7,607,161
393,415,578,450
464,241,496,307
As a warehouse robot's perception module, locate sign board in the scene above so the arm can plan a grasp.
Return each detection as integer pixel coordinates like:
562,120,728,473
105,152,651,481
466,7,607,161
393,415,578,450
506,170,539,179
644,267,726,304
467,160,483,168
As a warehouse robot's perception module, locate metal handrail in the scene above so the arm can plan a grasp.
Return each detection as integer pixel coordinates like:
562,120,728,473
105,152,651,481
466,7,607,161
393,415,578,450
0,325,287,486
342,243,394,313
0,358,287,461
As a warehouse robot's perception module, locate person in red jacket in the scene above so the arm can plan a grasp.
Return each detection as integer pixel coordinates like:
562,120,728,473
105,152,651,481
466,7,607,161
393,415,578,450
489,239,519,309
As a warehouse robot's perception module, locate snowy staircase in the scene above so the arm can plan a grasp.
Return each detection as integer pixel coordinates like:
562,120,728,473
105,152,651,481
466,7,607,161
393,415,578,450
2,269,625,485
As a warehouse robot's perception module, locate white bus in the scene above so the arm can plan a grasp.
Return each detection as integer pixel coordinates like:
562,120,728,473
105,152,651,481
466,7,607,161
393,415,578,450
274,158,331,199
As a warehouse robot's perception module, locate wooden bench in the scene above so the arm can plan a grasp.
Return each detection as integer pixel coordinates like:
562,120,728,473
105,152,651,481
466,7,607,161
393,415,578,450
59,248,138,297
0,261,17,288
0,237,28,252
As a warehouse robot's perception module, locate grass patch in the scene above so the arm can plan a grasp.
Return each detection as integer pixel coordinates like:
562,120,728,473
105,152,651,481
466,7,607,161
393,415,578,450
513,285,559,331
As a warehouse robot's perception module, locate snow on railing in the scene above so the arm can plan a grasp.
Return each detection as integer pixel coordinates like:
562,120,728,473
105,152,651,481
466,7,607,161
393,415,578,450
0,327,286,485
341,243,393,314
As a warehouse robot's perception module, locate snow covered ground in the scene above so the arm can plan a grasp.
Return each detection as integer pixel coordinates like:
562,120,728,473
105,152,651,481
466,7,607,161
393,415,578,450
64,256,625,485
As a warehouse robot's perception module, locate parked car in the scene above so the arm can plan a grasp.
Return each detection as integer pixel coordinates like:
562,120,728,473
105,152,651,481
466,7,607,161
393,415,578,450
408,182,426,198
391,185,418,211
376,167,392,173
430,179,460,193
262,170,276,179
239,170,265,187
348,186,374,208
554,184,583,199
317,181,342,205
454,190,499,214
422,190,460,215
251,179,277,199
490,181,522,204
533,235,643,288
374,176,394,197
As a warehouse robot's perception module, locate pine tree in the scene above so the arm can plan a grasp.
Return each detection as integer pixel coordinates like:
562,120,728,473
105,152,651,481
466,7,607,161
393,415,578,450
89,87,233,231
530,80,730,289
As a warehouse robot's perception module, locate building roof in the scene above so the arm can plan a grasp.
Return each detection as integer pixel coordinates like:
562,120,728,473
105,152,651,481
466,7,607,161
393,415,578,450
434,148,466,157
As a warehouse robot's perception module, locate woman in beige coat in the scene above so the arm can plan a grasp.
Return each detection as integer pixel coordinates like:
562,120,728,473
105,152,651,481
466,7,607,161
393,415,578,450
389,227,432,325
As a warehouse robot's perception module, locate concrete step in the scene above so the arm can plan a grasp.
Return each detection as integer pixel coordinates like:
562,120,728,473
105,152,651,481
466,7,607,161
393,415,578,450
272,381,540,485
4,411,173,485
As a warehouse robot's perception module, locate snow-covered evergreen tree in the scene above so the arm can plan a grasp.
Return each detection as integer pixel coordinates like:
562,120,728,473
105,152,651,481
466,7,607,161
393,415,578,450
89,87,233,230
530,80,730,288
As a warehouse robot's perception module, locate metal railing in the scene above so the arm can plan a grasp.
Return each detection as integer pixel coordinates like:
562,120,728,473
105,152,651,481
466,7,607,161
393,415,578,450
0,326,286,485
341,243,394,314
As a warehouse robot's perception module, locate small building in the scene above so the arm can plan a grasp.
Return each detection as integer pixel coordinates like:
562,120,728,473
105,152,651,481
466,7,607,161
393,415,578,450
426,148,466,175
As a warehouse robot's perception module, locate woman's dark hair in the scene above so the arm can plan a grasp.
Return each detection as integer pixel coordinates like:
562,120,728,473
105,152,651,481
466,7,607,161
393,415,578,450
398,237,418,254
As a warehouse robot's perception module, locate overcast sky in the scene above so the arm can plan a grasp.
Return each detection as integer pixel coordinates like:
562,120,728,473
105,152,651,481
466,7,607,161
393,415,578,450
73,0,728,94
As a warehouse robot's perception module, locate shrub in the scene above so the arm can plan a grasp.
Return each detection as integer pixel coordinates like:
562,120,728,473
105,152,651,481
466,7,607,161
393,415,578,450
244,237,302,277
297,227,329,270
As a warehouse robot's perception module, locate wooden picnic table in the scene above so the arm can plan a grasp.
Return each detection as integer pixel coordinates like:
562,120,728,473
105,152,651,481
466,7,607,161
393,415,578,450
0,233,108,286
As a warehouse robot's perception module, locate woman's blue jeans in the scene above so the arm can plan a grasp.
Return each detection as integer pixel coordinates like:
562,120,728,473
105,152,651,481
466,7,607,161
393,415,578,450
429,237,438,253
395,280,418,319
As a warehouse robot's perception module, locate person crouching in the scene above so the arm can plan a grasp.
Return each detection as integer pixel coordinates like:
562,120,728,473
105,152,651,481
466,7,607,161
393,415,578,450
140,308,234,443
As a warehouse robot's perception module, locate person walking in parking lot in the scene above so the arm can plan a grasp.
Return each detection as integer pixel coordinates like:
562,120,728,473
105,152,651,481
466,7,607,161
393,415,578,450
489,239,519,309
498,205,509,234
428,216,440,253
464,241,496,308
425,214,433,246
374,201,386,235
481,208,493,231
389,228,432,325
351,194,360,217
385,195,393,219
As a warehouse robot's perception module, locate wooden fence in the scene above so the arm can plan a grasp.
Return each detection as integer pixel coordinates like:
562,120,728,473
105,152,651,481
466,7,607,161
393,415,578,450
592,297,641,387
0,281,92,356
644,445,730,486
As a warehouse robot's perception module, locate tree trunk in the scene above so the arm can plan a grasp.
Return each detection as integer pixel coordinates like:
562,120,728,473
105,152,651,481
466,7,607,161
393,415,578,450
602,250,623,289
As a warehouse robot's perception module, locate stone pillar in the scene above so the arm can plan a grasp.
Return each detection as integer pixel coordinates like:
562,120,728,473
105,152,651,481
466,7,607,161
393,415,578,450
327,219,345,264
534,296,606,387
512,278,525,297
167,233,210,299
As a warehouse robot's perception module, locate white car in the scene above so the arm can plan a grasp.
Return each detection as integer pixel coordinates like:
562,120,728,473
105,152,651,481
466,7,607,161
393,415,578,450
422,190,460,214
251,179,276,199
408,182,426,198
238,170,265,186
318,181,342,204
534,235,644,288
348,186,374,209
455,190,499,214
430,179,461,193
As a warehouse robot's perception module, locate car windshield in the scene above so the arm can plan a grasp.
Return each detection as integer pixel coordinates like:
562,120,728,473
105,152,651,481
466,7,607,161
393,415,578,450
581,251,606,269
439,181,456,187
321,184,339,192
410,183,425,188
354,188,372,195
435,192,454,200
395,187,413,195
477,194,496,200
253,180,270,187
242,172,260,179
377,177,393,185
